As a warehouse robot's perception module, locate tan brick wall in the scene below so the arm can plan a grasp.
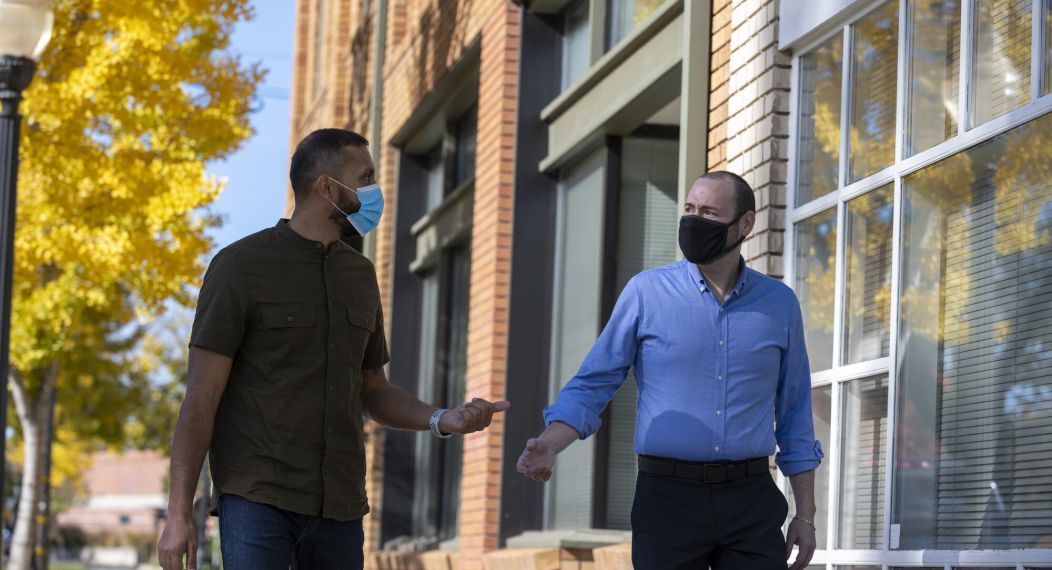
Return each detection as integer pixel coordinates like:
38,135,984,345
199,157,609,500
709,0,789,278
456,4,520,567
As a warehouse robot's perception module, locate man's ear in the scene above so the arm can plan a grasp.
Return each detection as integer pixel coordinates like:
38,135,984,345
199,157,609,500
741,211,756,237
314,175,332,201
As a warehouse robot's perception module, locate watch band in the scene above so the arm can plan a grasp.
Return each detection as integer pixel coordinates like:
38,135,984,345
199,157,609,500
430,409,451,439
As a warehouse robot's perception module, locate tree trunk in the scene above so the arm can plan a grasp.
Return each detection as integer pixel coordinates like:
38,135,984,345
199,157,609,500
8,365,58,570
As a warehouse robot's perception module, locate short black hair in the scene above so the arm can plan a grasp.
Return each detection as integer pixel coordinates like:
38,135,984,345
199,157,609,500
699,171,755,218
289,128,369,197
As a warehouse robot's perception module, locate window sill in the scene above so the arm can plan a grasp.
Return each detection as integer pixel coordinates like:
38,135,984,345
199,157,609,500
504,529,631,550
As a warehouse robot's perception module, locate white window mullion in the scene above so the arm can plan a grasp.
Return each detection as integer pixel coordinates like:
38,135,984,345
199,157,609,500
959,0,974,134
881,173,906,556
894,0,908,163
827,378,844,550
831,198,846,369
838,25,853,189
785,54,802,289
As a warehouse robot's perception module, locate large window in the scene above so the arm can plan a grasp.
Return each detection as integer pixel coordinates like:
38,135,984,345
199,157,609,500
407,99,478,546
789,0,1052,564
547,135,680,531
562,0,591,89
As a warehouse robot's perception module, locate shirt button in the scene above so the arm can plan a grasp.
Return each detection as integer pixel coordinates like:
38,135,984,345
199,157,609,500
328,301,334,308
716,409,722,416
718,375,723,381
328,384,334,391
714,446,720,452
315,243,322,249
329,343,335,348
286,316,293,322
719,340,724,346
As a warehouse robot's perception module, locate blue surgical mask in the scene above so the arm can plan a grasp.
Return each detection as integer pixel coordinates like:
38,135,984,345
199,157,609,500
328,177,384,236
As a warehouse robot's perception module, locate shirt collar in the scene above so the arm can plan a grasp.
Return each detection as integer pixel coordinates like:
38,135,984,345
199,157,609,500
274,219,352,254
686,257,750,296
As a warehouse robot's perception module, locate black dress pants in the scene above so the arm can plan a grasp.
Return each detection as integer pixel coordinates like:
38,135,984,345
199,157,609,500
631,470,789,570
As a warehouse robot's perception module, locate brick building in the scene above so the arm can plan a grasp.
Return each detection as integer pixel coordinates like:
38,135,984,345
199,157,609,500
289,0,1052,568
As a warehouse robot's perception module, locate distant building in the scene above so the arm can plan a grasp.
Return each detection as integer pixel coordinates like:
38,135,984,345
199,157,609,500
57,450,167,536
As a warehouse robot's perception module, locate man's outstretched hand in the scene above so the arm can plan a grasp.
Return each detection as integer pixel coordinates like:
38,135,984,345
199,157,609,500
438,398,510,434
516,438,555,481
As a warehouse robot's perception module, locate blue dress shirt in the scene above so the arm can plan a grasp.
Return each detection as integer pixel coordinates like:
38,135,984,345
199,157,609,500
544,259,824,476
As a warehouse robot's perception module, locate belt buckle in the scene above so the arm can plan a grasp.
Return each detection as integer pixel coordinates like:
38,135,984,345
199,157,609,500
703,464,726,483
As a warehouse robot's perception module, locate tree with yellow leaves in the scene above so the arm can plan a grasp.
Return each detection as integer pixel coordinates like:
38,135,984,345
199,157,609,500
7,1,261,568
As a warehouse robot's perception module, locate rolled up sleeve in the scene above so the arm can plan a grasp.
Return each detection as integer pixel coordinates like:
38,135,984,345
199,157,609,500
774,297,824,476
543,278,641,439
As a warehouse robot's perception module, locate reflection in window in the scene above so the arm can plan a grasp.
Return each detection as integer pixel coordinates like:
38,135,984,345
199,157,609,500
972,0,1032,126
895,112,1052,549
839,375,889,549
788,386,832,548
453,105,477,190
849,0,899,183
906,0,961,155
562,0,590,89
795,209,838,372
797,35,844,205
608,0,665,48
843,185,893,364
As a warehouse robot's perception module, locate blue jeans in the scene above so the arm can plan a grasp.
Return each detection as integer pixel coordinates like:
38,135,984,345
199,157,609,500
218,494,364,570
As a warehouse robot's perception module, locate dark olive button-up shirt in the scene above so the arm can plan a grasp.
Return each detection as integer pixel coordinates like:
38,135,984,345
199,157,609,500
190,220,389,521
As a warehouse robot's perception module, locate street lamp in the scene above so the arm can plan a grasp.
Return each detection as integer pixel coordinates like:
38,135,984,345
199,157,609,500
0,0,53,509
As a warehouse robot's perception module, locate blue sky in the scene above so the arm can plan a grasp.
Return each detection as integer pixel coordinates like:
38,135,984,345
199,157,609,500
206,1,296,252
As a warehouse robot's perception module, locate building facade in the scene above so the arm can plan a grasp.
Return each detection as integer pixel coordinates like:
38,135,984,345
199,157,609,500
289,0,1052,568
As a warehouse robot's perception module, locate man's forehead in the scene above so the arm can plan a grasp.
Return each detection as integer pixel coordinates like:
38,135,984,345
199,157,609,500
341,145,375,171
687,178,735,207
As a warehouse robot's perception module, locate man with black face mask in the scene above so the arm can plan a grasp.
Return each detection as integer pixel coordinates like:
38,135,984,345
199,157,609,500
158,129,509,570
518,171,822,570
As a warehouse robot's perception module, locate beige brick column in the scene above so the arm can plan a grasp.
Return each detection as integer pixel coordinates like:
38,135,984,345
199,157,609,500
712,0,790,277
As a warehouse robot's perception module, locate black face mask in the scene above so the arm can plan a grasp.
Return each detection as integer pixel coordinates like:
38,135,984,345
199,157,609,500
678,212,749,265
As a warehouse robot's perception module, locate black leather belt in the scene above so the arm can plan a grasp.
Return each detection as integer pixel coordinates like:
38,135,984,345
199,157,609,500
638,455,769,483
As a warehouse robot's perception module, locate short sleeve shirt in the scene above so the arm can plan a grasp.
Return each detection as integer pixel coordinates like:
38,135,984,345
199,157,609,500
190,220,390,521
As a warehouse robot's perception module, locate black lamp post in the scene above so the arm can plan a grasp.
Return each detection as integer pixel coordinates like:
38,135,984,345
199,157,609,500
0,0,53,521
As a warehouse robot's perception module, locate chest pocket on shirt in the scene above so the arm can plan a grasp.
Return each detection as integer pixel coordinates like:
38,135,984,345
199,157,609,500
345,305,376,365
253,303,317,371
261,303,316,329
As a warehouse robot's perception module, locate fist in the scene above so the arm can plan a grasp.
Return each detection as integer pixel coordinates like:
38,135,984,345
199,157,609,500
438,398,510,434
516,438,555,481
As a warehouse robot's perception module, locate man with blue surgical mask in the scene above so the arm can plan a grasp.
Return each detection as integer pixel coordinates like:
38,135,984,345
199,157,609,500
159,128,509,570
518,171,823,570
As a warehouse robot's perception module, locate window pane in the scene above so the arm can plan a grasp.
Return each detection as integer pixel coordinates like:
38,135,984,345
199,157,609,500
549,149,606,529
849,0,899,183
838,375,889,549
795,209,838,372
906,0,961,155
971,0,1032,126
453,106,477,189
843,185,894,364
609,0,664,48
797,35,843,206
895,112,1052,549
604,137,680,530
562,0,590,89
426,143,444,210
788,385,832,548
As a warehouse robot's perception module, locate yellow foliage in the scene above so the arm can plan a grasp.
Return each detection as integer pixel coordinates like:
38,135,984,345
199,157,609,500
5,0,262,492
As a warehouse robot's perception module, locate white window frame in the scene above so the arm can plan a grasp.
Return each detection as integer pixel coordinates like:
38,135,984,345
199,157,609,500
783,0,1052,567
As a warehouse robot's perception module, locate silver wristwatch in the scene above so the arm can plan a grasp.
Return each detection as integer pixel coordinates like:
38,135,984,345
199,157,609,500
430,409,451,439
